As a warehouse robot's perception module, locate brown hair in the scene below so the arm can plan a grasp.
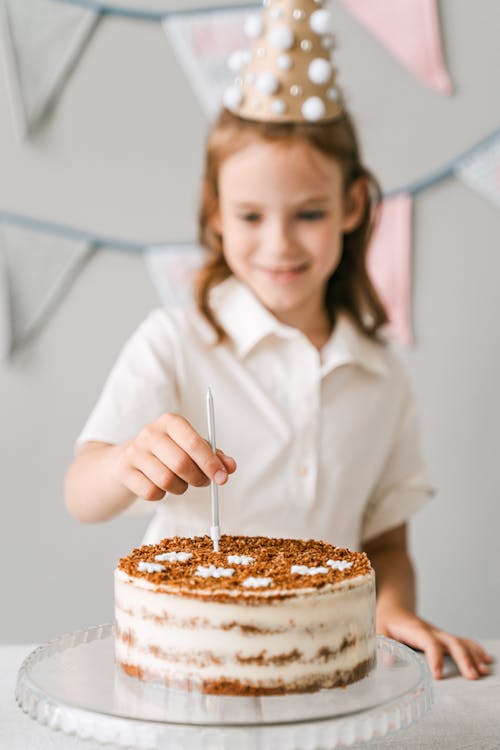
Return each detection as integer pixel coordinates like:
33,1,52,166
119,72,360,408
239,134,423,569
196,108,388,342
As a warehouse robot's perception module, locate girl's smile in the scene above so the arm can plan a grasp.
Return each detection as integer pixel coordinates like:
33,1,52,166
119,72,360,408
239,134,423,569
254,261,310,284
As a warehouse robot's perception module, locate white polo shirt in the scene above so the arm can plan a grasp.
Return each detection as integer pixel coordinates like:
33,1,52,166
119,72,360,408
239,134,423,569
77,276,433,550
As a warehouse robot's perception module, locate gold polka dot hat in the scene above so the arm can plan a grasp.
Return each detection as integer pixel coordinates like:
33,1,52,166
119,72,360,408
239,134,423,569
223,0,343,123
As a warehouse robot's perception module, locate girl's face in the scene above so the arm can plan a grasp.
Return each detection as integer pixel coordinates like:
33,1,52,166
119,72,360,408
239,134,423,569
213,138,365,332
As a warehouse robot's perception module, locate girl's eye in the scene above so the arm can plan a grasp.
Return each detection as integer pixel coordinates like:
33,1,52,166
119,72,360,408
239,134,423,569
239,213,260,223
298,210,325,221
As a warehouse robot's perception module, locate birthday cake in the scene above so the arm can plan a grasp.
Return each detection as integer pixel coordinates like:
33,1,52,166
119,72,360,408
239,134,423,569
114,535,376,695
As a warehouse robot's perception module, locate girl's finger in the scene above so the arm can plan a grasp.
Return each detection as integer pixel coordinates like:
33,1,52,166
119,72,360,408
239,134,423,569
466,641,492,674
152,434,211,487
136,450,192,494
216,449,237,473
477,662,490,675
468,641,494,663
417,630,445,679
163,414,230,484
440,635,479,680
121,467,167,502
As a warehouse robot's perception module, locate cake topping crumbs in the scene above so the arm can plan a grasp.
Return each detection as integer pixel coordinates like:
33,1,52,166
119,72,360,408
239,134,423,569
227,555,255,566
137,561,165,573
243,577,273,588
118,535,372,596
327,559,353,571
195,564,235,578
291,565,329,576
155,551,193,563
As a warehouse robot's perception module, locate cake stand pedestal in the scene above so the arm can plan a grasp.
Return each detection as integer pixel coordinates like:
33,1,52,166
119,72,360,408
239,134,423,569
16,624,433,749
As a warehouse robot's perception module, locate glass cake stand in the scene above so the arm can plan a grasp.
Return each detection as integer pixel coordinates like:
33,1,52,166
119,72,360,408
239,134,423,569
16,624,433,749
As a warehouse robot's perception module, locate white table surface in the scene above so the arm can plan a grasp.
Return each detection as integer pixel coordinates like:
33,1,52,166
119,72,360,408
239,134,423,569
1,639,499,749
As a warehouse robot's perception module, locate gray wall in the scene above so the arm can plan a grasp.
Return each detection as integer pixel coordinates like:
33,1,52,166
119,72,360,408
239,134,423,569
1,0,499,643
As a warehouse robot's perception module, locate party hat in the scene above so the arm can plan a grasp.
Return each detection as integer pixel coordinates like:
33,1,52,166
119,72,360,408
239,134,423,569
222,0,343,123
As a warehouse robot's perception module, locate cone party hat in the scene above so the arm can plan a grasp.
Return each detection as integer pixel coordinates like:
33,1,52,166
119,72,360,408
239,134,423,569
223,0,343,123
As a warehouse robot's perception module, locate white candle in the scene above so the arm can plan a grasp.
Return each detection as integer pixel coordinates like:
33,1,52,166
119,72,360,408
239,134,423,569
206,387,221,552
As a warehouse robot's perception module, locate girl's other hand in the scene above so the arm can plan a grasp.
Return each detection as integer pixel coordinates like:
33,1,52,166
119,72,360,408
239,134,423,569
377,609,493,680
113,413,236,501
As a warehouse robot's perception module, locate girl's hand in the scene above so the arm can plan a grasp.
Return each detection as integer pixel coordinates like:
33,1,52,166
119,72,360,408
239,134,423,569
377,608,493,680
113,413,236,501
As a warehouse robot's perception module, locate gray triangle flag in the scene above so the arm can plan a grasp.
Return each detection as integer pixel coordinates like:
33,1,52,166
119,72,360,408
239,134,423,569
0,223,95,359
455,131,500,210
0,0,99,139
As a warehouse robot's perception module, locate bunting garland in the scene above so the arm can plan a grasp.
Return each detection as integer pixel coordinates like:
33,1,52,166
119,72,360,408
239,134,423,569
1,125,499,358
0,1,498,358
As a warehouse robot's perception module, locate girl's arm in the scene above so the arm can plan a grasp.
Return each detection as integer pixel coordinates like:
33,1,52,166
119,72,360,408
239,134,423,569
65,441,138,522
364,524,492,680
64,413,236,523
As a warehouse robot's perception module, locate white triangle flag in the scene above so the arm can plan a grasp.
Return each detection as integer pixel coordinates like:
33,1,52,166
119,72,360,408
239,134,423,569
0,0,99,139
162,7,248,118
455,131,500,210
0,223,94,359
144,243,204,308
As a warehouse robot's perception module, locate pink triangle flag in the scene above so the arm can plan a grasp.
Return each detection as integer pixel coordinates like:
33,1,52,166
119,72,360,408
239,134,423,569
367,194,413,347
342,0,452,94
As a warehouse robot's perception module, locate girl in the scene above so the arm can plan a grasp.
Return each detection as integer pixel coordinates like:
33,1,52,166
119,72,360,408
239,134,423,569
65,5,492,681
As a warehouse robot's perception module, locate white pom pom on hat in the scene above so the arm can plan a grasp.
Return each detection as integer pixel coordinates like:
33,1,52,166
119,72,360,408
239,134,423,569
308,58,332,85
244,14,264,39
310,9,333,35
269,25,295,51
223,85,244,110
302,96,327,121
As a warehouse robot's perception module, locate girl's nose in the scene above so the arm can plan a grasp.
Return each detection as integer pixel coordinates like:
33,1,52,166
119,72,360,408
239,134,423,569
264,217,294,252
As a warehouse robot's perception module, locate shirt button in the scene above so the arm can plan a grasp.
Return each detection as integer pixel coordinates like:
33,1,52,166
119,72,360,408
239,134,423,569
297,464,309,477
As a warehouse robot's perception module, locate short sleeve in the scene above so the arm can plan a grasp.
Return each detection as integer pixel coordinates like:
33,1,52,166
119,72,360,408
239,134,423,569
360,375,435,544
75,309,180,451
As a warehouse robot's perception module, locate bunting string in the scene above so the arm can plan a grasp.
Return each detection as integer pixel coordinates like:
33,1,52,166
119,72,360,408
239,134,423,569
51,0,260,21
385,125,500,199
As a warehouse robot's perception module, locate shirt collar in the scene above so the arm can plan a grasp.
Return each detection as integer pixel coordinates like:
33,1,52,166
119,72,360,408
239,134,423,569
320,313,389,377
209,276,294,356
209,276,389,377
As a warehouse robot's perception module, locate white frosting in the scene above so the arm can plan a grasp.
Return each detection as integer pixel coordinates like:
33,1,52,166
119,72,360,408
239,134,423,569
291,565,329,576
327,559,353,571
154,551,192,563
114,568,376,687
242,577,273,588
227,555,255,566
195,565,234,579
137,561,165,573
